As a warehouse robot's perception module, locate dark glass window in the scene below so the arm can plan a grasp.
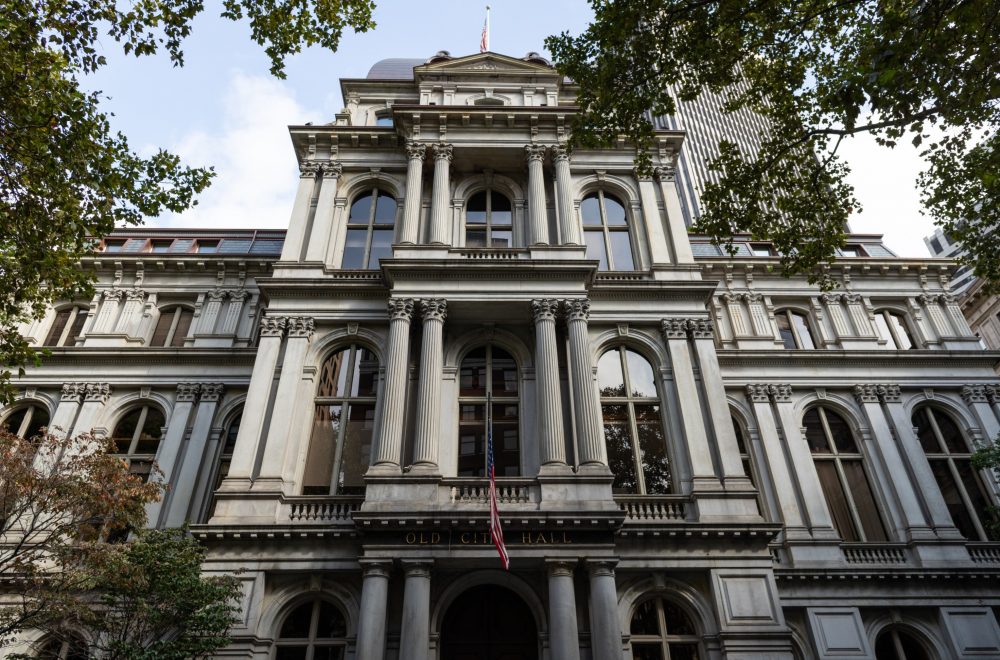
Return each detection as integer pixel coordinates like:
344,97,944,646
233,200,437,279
150,307,194,347
203,412,241,522
874,627,930,660
44,306,88,347
873,310,916,350
774,310,816,349
465,189,513,248
111,405,166,483
2,404,50,440
630,597,701,660
274,598,348,660
458,345,520,477
342,188,396,270
581,191,635,271
36,635,89,660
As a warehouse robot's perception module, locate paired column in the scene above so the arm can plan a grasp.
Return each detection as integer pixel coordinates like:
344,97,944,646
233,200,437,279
525,144,549,245
279,161,321,262
636,172,671,265
49,383,84,439
400,142,427,245
963,385,1000,440
552,145,579,245
428,143,453,245
165,383,224,526
587,560,622,660
399,561,432,660
411,299,447,473
305,161,343,262
256,317,315,490
746,385,806,530
70,383,112,437
532,299,567,469
356,560,391,660
653,165,694,263
547,561,581,660
147,382,199,525
371,299,414,473
564,300,607,468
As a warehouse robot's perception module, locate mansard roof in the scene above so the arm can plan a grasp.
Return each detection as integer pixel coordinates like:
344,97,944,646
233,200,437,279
366,51,557,81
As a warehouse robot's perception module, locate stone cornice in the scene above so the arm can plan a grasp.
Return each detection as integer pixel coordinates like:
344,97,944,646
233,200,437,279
719,349,1000,371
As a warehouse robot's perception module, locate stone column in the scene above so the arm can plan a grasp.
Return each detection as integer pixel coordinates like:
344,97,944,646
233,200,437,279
147,383,199,525
532,299,567,469
49,383,84,439
256,317,315,491
220,316,285,489
963,385,1000,441
114,288,146,336
653,164,694,263
547,560,581,660
564,300,607,468
92,290,124,334
661,319,719,489
428,143,453,245
587,560,622,660
746,385,805,529
165,383,224,527
280,161,321,262
70,383,112,437
636,172,671,264
197,289,226,335
411,299,447,473
400,142,426,245
525,144,549,245
218,289,248,336
356,560,391,660
399,561,432,660
370,299,414,474
305,161,343,262
552,145,579,245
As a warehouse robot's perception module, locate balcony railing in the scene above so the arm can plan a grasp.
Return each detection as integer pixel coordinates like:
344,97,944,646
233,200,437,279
967,543,1000,564
286,496,363,523
443,478,537,505
615,495,689,522
841,543,909,565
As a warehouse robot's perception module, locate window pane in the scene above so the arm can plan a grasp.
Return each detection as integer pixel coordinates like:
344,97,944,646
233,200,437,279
630,599,660,634
603,405,637,494
112,409,142,452
873,313,895,348
955,459,991,528
375,116,393,127
732,419,748,453
631,643,665,660
624,350,656,397
824,410,858,453
280,602,314,638
934,411,968,453
494,407,520,476
341,229,368,269
491,348,518,396
367,229,393,269
491,192,512,225
458,426,485,477
912,409,940,452
791,313,815,349
598,350,626,396
874,631,902,660
585,230,609,270
815,461,858,541
460,347,487,396
602,194,627,225
338,403,374,494
667,644,699,660
663,600,696,634
171,309,193,347
842,460,888,542
581,194,602,225
135,407,165,454
608,231,635,270
373,192,396,224
44,310,71,347
223,414,241,454
929,458,979,539
303,405,340,495
317,350,350,397
349,194,372,222
775,314,797,349
150,310,174,347
887,314,914,350
803,409,830,453
3,408,27,436
466,229,488,247
490,230,512,248
275,648,308,660
67,308,87,345
467,191,487,224
353,348,379,397
313,647,345,660
636,406,671,494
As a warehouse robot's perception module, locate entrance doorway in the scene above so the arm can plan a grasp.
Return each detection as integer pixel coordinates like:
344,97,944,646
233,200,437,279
440,583,539,660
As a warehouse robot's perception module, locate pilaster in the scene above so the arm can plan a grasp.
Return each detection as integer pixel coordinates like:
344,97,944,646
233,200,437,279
653,164,694,263
305,161,343,263
279,160,321,262
165,383,224,526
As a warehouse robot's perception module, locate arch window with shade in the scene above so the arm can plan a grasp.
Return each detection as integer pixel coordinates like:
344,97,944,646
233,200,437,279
44,306,88,347
874,627,931,660
630,597,702,660
465,189,513,248
274,597,349,660
458,345,520,477
804,406,888,542
597,347,671,494
2,404,49,440
581,191,635,271
873,310,917,350
303,345,379,495
110,405,166,483
342,188,396,269
913,407,995,540
150,306,194,347
775,309,817,349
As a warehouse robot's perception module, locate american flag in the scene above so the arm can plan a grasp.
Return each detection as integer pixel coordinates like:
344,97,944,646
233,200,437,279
487,393,509,570
479,6,490,53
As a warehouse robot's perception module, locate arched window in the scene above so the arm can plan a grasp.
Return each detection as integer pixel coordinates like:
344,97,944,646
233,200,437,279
342,188,396,269
732,416,766,516
804,406,887,542
775,309,816,349
202,412,241,522
2,404,49,439
874,310,916,350
110,405,166,483
458,346,520,476
35,634,89,660
598,347,670,494
465,189,513,248
630,597,701,660
150,306,194,347
581,191,635,271
874,627,931,660
44,306,88,347
303,346,378,495
913,407,994,540
274,597,348,660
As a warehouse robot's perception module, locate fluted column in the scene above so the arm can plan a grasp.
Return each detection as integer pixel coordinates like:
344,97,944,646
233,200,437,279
587,560,622,660
400,142,427,245
532,299,567,469
399,560,432,660
221,316,285,489
653,164,694,263
370,299,414,474
256,317,315,491
356,560,391,660
525,144,549,245
165,383,224,526
547,560,581,660
552,144,578,245
280,161,321,262
146,382,199,525
411,299,447,473
428,143,453,245
564,299,607,467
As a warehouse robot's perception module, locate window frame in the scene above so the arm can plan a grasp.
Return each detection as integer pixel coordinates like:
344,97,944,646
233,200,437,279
1,404,50,439
732,415,768,519
110,404,166,483
150,306,194,347
457,344,522,477
581,190,637,271
200,410,242,523
273,596,349,660
873,309,917,350
629,596,702,660
874,626,931,660
341,187,397,270
774,309,817,349
464,188,514,248
44,305,89,347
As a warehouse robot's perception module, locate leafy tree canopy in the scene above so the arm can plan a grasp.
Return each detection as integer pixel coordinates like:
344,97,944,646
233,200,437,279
0,0,376,404
547,0,999,286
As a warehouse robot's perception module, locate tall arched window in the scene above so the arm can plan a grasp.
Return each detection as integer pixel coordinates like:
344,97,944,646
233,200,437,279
775,309,816,349
274,597,348,660
303,346,379,495
804,406,887,542
150,306,194,347
581,191,635,271
110,405,166,483
597,347,670,494
35,634,89,660
732,416,766,516
44,306,88,347
2,404,49,439
342,188,396,269
458,345,520,476
874,627,931,660
873,310,916,350
201,412,241,522
465,189,513,248
913,407,994,540
630,597,701,660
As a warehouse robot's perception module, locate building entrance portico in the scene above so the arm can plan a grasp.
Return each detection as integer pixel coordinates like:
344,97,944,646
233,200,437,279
440,583,539,660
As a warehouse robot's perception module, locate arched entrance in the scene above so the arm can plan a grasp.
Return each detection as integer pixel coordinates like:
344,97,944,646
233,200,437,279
440,583,539,660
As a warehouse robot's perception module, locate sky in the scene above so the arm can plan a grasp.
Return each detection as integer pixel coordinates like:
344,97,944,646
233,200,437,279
81,0,936,257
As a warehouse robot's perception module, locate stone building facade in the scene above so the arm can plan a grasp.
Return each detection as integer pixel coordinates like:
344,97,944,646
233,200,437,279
6,52,1000,660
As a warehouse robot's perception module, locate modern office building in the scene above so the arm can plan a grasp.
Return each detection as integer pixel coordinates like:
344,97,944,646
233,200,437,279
6,51,1000,660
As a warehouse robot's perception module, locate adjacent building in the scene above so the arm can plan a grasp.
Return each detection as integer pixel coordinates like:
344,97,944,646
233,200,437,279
6,51,1000,660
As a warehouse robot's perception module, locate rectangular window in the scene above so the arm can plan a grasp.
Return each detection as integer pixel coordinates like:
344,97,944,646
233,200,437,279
103,239,127,253
750,243,773,257
149,240,173,253
196,239,219,253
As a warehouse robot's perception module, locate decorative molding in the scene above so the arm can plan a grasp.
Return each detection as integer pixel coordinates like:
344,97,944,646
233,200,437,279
563,299,590,323
60,382,86,403
83,383,112,404
176,383,201,403
524,143,547,162
199,383,226,402
387,298,415,322
530,299,559,323
432,143,453,162
259,316,287,338
319,161,343,179
287,316,316,339
420,298,448,323
962,384,989,405
661,318,688,339
405,141,426,161
661,317,714,339
853,384,880,404
746,384,772,403
771,384,792,402
652,165,675,183
298,160,322,178
551,143,570,163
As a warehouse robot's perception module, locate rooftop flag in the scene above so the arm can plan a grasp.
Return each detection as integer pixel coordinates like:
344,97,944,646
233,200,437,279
480,6,490,53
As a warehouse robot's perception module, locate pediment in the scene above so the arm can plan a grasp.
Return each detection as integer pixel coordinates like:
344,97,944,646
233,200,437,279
415,52,556,77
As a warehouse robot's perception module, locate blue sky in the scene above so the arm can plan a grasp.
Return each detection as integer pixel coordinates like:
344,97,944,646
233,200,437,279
81,0,934,256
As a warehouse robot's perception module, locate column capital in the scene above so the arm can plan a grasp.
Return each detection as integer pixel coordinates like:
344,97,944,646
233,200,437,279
652,165,676,182
770,383,792,402
259,316,287,337
298,160,322,179
531,299,560,323
83,383,112,404
419,298,448,323
287,316,316,339
524,143,548,162
545,559,577,577
584,558,618,577
563,298,590,322
199,383,226,402
360,559,393,578
633,167,654,183
60,382,86,403
319,160,343,179
746,384,771,403
551,143,570,163
206,288,227,302
986,385,1000,405
853,384,880,404
405,141,427,161
102,288,127,302
227,288,250,302
689,318,713,339
660,317,688,339
401,559,434,577
124,287,146,301
388,298,415,321
962,384,989,404
878,384,901,402
176,383,201,403
432,142,453,162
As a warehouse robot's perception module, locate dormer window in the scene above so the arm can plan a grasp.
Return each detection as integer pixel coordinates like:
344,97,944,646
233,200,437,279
474,97,504,106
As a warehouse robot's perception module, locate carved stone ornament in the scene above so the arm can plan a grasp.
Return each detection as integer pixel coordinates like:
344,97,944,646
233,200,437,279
60,382,86,402
843,293,863,304
84,383,112,404
125,288,146,301
652,165,675,182
259,316,287,338
432,143,453,162
524,143,547,163
853,384,880,404
206,288,227,302
770,384,792,402
199,383,225,402
387,298,415,321
918,293,941,306
879,384,901,402
961,384,989,405
688,318,714,339
551,143,570,163
405,141,427,161
227,289,250,302
420,298,448,323
660,318,688,339
820,292,843,305
746,384,771,403
741,292,763,304
530,299,560,323
176,383,200,403
986,385,1000,405
287,316,316,339
633,167,653,183
103,288,127,302
563,299,590,323
299,160,322,178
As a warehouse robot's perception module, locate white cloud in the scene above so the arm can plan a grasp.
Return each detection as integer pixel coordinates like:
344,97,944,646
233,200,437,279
153,72,322,230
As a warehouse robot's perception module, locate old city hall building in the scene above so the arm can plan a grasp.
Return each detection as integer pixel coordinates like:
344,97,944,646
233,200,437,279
7,51,1000,660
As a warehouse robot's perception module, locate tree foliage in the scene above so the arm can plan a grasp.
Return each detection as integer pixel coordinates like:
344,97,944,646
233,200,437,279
547,0,999,286
0,0,377,404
